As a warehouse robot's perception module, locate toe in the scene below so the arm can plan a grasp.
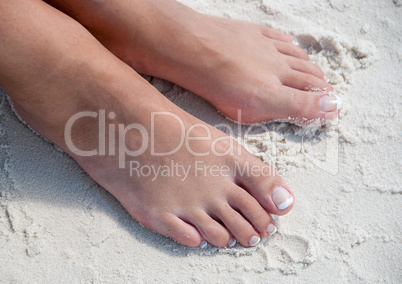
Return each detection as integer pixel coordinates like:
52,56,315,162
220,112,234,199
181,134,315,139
288,57,326,79
234,156,295,216
215,202,262,247
281,87,341,122
226,187,276,238
280,70,333,92
187,210,231,248
274,41,310,60
256,82,341,123
260,26,293,43
157,214,204,247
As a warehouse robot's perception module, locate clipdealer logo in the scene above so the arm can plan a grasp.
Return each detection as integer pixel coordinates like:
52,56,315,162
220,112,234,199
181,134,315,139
64,110,340,176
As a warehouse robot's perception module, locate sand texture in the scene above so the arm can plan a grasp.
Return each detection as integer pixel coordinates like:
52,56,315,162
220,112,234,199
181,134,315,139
0,0,401,282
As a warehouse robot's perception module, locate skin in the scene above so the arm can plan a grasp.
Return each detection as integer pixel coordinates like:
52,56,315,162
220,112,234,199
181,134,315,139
0,0,294,248
45,0,341,124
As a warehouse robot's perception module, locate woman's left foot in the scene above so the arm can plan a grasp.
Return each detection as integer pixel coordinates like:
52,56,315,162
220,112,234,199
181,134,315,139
47,0,342,124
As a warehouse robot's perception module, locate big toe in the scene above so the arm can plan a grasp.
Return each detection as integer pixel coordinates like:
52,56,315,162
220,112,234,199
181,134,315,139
235,156,295,216
254,83,342,124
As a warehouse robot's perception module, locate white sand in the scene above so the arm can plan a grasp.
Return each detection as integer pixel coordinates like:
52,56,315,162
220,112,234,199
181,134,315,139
0,0,401,282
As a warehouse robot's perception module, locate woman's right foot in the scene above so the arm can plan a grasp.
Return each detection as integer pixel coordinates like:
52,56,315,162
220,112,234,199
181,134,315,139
64,87,294,248
0,0,294,248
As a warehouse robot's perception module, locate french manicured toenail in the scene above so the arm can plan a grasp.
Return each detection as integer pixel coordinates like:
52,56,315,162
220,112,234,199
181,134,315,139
249,235,261,247
200,240,208,249
228,238,237,248
320,94,342,112
266,224,277,236
272,186,294,210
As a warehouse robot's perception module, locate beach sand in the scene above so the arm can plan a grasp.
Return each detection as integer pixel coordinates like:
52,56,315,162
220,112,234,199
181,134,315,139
0,0,401,282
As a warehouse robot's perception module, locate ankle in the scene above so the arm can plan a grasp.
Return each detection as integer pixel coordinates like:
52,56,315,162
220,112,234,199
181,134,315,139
9,87,97,149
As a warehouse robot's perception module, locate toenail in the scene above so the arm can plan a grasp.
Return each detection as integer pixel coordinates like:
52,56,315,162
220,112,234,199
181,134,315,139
249,235,261,247
272,186,294,210
320,94,342,112
227,238,237,248
266,224,277,236
200,240,208,249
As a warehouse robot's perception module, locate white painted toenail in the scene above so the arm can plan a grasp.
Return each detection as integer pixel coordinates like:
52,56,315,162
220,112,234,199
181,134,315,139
266,224,277,236
320,94,342,112
228,238,237,248
272,186,294,210
249,236,261,247
335,94,342,110
200,240,208,249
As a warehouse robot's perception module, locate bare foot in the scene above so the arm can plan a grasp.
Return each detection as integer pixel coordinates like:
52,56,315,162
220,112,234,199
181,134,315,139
1,0,294,248
46,0,342,124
